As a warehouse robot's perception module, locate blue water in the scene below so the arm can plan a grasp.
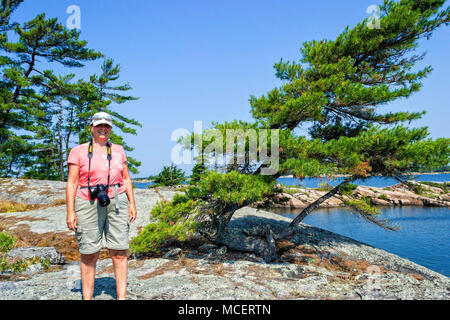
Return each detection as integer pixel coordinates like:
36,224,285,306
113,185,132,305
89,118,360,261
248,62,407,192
277,173,450,188
136,173,449,189
268,206,450,277
274,173,450,276
135,173,450,276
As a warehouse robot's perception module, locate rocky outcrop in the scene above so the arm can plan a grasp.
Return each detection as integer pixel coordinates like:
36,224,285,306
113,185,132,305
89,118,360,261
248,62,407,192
0,178,66,205
0,178,449,300
1,204,449,300
7,247,66,264
268,182,450,209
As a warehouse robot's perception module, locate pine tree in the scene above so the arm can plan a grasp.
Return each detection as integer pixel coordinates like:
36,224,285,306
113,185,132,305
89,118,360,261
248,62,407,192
136,0,450,260
249,0,450,237
0,4,142,178
153,164,186,187
0,12,102,177
88,58,142,174
189,162,207,184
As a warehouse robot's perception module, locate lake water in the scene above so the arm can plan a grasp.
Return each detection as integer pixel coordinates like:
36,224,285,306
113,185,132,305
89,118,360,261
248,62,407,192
135,173,449,189
268,206,450,277
271,173,450,277
135,173,450,276
277,173,450,188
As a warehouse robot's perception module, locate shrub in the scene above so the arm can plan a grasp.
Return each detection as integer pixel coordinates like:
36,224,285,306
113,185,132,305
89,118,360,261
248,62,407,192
0,256,52,273
130,194,201,253
340,183,358,195
316,182,333,192
421,181,449,193
131,170,278,253
378,194,388,200
153,164,186,187
0,200,30,213
189,162,207,185
413,184,424,195
187,170,277,206
0,232,17,253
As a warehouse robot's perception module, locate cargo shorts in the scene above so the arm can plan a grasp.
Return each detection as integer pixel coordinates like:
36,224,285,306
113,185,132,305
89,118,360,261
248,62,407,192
74,192,130,254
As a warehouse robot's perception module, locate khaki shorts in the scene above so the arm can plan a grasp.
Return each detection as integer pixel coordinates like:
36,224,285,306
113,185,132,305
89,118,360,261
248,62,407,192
74,192,130,254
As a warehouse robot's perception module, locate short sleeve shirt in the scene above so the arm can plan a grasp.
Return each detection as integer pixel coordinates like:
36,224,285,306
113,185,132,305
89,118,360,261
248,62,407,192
67,142,127,200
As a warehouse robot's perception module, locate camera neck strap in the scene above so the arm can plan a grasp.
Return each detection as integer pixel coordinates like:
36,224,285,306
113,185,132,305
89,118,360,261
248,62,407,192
87,141,112,190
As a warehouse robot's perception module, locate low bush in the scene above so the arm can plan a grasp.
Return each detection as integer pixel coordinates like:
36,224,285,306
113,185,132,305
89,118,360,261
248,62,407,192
130,170,278,253
316,182,333,192
378,194,388,200
130,194,201,253
0,232,17,253
340,183,358,195
0,199,66,213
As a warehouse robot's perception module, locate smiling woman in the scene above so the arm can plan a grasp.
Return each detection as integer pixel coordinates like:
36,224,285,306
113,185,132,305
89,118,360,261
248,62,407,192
65,111,138,300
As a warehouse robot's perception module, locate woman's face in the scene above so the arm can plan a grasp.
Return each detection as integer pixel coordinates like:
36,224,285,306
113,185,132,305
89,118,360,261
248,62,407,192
90,123,112,141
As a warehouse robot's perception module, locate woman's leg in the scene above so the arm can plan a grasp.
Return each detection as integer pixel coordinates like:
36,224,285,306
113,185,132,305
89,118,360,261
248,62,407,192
80,251,100,300
109,249,128,300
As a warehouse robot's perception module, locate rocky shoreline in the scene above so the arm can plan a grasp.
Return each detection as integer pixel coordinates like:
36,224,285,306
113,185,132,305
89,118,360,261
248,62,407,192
0,178,449,300
269,181,449,209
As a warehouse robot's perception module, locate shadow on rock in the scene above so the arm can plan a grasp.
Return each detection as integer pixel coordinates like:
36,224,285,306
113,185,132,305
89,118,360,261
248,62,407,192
71,276,117,299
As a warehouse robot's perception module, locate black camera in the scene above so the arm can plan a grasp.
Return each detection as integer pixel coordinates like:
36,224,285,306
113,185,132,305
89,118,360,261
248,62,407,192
88,184,110,207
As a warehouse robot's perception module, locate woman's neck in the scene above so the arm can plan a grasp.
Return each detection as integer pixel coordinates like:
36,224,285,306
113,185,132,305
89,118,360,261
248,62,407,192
92,138,108,148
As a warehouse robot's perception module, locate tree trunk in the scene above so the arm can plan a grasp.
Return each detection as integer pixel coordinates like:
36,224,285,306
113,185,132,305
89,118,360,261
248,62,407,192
200,175,357,262
200,199,276,262
276,176,356,240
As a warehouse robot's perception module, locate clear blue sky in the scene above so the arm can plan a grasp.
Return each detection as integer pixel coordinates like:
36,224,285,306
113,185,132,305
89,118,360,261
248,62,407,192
13,0,450,177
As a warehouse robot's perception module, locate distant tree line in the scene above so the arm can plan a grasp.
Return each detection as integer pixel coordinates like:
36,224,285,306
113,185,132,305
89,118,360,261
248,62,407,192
0,0,141,180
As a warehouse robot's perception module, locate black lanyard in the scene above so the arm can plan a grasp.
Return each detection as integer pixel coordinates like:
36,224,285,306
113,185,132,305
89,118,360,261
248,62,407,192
87,141,112,189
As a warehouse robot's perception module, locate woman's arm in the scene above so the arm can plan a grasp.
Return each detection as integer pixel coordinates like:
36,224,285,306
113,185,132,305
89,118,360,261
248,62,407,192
122,162,137,223
66,164,79,231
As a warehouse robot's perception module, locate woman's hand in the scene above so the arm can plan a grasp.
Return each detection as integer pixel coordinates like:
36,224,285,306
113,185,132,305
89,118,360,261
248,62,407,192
122,162,137,223
67,211,77,231
128,203,137,223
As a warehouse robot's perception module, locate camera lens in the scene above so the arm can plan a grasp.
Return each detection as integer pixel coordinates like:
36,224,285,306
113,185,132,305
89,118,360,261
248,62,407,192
96,184,110,207
89,186,99,201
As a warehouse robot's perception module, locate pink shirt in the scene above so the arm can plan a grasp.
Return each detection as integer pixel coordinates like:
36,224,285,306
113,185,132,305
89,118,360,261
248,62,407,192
67,142,127,200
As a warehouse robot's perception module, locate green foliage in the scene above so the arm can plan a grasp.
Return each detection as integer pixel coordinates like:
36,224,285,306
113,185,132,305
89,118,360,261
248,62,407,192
153,164,186,187
187,170,277,206
137,0,450,241
0,0,23,31
413,184,424,195
316,182,334,192
0,255,52,273
250,0,449,132
340,183,358,195
0,232,44,274
277,125,450,180
420,181,449,193
130,194,200,253
343,196,399,230
344,197,380,216
0,4,141,179
131,170,278,252
189,162,207,185
378,194,389,200
0,232,17,252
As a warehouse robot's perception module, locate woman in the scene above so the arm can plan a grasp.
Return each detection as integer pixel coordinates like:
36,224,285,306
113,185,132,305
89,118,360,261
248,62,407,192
66,111,137,300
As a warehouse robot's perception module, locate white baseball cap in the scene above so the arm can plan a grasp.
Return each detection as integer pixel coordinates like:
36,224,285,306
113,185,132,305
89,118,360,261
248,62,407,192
90,112,113,127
